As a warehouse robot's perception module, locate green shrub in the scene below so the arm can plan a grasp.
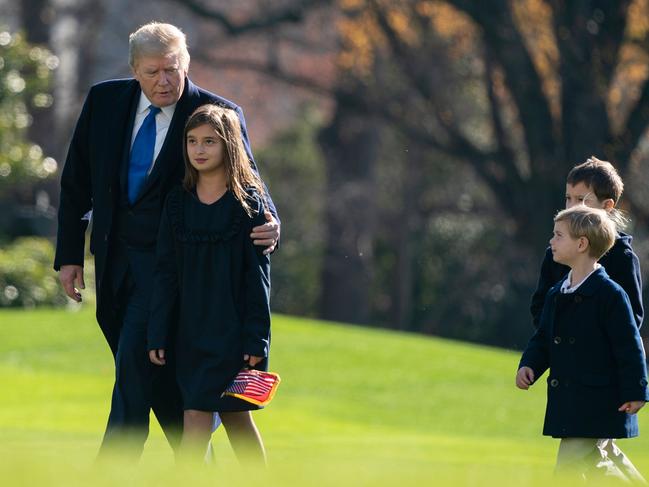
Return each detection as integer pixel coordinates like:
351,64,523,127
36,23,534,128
0,237,67,307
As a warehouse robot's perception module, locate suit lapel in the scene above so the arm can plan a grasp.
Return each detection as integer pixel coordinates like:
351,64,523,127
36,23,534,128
109,81,140,196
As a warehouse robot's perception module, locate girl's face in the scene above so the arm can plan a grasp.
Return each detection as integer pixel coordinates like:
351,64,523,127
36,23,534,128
186,123,225,174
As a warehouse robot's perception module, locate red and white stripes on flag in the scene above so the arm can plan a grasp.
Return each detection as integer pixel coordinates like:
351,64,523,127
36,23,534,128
223,369,281,407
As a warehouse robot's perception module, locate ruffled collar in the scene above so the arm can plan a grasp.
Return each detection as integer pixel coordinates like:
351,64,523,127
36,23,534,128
166,188,245,243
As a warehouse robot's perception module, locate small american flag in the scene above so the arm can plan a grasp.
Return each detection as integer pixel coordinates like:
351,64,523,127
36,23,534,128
223,369,281,407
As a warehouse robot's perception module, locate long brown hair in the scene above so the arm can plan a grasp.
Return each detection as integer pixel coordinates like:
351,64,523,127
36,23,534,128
182,104,266,216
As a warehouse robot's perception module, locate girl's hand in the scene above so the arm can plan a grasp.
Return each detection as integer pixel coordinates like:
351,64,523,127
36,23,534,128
244,354,263,367
516,366,535,390
149,349,166,366
618,401,646,414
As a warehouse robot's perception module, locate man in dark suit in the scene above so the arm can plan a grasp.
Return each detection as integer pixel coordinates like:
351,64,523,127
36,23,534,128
54,22,279,457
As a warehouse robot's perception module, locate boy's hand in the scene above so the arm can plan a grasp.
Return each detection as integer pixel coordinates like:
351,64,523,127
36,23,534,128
244,354,263,367
516,367,535,389
149,349,166,366
618,401,646,414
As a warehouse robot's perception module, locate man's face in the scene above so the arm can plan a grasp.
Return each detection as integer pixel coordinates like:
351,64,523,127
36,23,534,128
132,52,187,107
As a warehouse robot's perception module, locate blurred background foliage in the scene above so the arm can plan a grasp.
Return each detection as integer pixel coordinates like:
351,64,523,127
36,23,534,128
259,104,326,317
2,0,649,349
0,27,60,307
0,237,67,307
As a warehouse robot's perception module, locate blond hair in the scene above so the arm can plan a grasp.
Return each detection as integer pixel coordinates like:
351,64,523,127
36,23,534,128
182,104,265,216
129,22,190,70
554,206,617,259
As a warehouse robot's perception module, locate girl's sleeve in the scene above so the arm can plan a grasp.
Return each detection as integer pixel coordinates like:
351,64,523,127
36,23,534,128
604,287,649,402
242,195,271,358
147,200,179,351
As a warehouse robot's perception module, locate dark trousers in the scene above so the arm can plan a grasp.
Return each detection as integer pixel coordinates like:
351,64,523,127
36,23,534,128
99,243,183,457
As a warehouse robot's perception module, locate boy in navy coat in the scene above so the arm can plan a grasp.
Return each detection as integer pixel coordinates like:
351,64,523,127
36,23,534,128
530,157,643,329
517,206,649,481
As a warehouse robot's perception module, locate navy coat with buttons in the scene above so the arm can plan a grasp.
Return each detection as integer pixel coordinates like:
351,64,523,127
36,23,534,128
520,267,649,439
530,233,643,329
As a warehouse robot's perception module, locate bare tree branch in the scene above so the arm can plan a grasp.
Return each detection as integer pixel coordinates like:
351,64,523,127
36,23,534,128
346,92,509,209
368,0,526,204
193,51,334,96
614,75,649,168
369,0,433,99
550,1,630,163
446,0,557,163
367,2,481,154
550,0,631,83
166,0,332,35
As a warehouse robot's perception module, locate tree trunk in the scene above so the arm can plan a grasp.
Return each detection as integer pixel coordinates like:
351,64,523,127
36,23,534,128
318,98,380,324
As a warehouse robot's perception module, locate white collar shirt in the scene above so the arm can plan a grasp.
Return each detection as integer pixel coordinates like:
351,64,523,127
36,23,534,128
130,92,176,174
560,264,602,294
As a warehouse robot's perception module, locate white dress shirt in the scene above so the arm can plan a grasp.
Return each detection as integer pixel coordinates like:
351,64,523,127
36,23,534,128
560,264,602,294
130,92,176,174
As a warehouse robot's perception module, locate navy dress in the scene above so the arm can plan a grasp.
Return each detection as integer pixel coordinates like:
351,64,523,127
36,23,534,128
148,187,271,412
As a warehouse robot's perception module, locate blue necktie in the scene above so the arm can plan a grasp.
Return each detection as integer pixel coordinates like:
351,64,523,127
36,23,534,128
128,105,161,204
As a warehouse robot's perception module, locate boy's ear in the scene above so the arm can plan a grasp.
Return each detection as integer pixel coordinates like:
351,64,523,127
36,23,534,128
602,198,615,211
578,236,590,253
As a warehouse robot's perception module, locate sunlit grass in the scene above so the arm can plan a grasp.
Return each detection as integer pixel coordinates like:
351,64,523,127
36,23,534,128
0,308,647,486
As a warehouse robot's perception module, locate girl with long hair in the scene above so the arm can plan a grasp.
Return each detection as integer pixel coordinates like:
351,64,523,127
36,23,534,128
148,104,271,465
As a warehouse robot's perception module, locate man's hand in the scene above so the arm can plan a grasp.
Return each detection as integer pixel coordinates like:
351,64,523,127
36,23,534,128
250,211,280,255
618,401,646,414
243,354,263,368
516,366,535,390
149,349,166,366
59,265,85,302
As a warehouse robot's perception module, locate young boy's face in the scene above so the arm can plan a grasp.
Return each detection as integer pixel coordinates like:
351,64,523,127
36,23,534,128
550,220,587,265
565,182,609,210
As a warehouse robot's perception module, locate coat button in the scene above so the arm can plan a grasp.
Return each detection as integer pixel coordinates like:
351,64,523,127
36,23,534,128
574,295,582,303
568,337,576,344
554,336,562,344
104,234,108,241
641,379,648,387
550,379,559,387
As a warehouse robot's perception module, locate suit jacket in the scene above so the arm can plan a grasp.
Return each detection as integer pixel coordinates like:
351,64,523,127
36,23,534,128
54,77,276,353
520,267,649,438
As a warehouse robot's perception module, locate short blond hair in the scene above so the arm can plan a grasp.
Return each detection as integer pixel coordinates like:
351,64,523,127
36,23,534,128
554,206,616,259
129,22,190,70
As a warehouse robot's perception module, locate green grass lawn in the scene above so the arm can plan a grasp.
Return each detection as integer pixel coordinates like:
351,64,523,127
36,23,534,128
0,307,647,486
